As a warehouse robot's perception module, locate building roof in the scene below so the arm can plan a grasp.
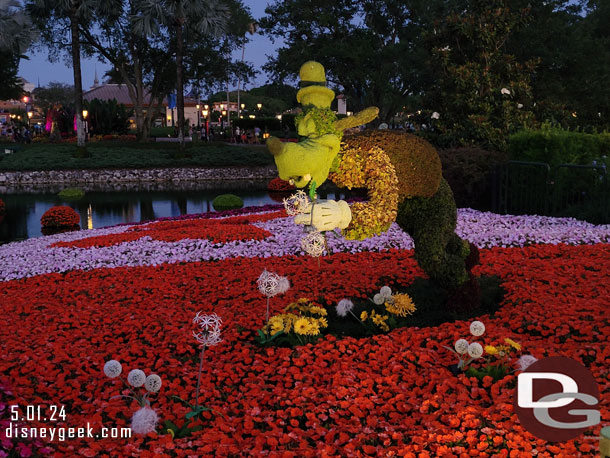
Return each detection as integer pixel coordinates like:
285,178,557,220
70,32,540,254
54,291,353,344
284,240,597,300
83,84,199,107
83,84,144,106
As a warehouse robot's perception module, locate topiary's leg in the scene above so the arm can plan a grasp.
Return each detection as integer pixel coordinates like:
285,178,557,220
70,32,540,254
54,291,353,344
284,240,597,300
396,178,470,290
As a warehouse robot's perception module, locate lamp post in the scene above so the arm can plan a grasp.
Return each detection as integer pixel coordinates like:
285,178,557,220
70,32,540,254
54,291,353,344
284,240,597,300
240,103,245,119
257,103,262,112
82,110,89,141
202,108,209,141
196,104,200,129
27,111,32,129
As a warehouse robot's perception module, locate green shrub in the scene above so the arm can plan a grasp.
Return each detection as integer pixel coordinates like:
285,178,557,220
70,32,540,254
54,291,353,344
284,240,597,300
0,142,273,171
509,126,610,166
58,187,85,201
439,147,508,210
149,127,176,138
85,98,132,135
212,194,243,211
396,179,470,291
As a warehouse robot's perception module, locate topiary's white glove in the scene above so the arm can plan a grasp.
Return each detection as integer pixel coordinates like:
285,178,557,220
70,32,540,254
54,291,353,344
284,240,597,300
293,199,352,232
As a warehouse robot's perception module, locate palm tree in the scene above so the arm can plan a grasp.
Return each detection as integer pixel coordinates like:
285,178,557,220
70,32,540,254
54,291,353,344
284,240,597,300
0,0,35,100
27,0,120,150
0,0,34,52
134,0,229,149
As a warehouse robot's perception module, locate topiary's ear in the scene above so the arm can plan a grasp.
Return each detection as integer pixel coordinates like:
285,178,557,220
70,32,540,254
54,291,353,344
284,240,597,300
266,137,285,156
335,107,379,132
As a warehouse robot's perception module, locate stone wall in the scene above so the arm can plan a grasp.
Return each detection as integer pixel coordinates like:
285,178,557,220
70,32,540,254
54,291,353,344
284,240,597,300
0,166,278,193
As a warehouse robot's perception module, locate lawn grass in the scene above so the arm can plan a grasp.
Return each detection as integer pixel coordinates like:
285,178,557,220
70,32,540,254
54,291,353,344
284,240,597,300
0,141,274,171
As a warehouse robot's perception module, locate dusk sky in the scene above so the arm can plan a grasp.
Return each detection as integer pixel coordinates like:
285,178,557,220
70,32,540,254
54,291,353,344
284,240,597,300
18,0,281,93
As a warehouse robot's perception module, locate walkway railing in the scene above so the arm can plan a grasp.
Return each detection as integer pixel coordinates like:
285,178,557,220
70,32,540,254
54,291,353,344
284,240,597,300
492,161,609,224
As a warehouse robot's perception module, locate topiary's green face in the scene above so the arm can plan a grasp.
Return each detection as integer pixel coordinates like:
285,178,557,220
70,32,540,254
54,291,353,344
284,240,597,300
274,137,340,188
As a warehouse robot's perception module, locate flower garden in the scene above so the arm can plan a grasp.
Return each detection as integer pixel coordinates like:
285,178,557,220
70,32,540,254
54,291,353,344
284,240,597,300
1,203,609,457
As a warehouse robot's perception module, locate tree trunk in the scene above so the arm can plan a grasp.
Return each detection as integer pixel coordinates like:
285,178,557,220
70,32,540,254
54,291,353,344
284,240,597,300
175,21,185,149
70,10,86,149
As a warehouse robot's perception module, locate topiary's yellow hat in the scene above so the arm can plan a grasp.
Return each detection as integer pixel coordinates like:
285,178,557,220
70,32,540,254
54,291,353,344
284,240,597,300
296,61,335,108
299,61,326,84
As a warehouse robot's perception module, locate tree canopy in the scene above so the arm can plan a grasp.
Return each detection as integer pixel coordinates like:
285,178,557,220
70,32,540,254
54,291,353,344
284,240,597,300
260,0,610,149
0,0,36,101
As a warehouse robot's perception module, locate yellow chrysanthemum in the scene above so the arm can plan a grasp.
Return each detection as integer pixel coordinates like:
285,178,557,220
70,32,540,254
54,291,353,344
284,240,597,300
306,319,321,336
371,312,390,332
504,338,522,351
307,305,328,316
268,316,284,334
294,318,310,335
484,345,499,356
317,317,328,328
385,293,416,317
360,311,368,321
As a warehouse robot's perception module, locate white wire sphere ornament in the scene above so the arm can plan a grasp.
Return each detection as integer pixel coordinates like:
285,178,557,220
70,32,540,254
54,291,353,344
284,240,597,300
283,191,310,216
103,360,122,378
468,342,484,359
257,270,281,297
192,311,223,347
301,231,326,257
454,339,469,355
469,321,486,337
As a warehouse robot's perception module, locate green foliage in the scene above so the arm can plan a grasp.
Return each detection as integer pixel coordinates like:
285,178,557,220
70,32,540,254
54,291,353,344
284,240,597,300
259,0,419,121
0,142,273,171
85,98,132,135
31,82,74,115
508,126,610,166
254,329,285,346
57,187,85,201
439,147,508,210
396,179,470,290
0,51,23,101
212,194,243,211
257,277,504,347
164,395,218,438
420,0,537,151
148,127,176,138
295,107,340,137
464,364,509,382
248,84,299,110
507,1,610,132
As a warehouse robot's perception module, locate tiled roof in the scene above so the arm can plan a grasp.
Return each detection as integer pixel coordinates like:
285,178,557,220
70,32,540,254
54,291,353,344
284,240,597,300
83,84,199,107
83,84,146,106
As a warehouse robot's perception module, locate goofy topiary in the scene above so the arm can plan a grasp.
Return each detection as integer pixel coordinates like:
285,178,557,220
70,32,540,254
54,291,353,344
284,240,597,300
267,61,479,306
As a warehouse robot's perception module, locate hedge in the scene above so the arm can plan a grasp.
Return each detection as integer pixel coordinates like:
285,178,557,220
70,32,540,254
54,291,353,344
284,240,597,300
508,127,610,166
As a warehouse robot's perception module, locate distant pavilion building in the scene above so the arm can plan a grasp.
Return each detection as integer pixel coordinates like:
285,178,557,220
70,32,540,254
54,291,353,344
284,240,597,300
83,81,200,128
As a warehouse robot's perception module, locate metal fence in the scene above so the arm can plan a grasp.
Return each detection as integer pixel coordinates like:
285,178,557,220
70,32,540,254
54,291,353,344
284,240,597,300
493,161,609,224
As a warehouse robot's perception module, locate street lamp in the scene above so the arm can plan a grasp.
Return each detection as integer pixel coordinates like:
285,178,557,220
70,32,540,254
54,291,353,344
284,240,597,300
201,109,209,141
82,110,89,141
256,103,262,111
27,111,32,128
196,104,200,129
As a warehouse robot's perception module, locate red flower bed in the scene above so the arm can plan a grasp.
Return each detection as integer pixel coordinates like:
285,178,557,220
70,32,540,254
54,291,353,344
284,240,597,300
52,211,285,248
0,244,608,457
40,206,80,228
268,177,296,192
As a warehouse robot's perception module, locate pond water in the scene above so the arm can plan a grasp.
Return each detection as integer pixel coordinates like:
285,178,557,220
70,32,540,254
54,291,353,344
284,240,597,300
0,180,354,244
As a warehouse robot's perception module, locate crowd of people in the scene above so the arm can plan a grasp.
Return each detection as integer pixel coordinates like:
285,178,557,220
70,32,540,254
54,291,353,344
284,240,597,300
0,122,32,143
175,124,265,144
